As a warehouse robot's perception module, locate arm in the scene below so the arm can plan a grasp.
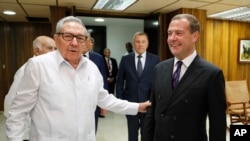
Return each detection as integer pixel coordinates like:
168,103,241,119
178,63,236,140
116,57,125,99
142,68,157,141
6,60,39,141
208,70,227,141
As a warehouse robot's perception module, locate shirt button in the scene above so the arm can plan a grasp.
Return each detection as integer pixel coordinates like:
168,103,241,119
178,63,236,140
158,95,161,99
184,99,189,103
170,135,175,139
173,116,177,120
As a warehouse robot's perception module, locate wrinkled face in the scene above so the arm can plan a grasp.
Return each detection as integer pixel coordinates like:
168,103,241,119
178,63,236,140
103,49,110,58
54,21,88,64
38,40,57,55
133,34,148,55
84,37,94,53
167,18,199,60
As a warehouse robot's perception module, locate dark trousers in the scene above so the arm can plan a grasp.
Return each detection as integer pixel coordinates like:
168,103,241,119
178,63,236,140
126,113,146,141
94,106,101,133
108,82,115,94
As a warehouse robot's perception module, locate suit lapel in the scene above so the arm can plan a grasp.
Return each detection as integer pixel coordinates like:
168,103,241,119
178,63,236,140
158,60,175,110
129,53,137,78
161,56,205,112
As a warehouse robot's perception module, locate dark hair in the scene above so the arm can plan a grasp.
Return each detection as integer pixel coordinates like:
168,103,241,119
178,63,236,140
171,14,200,33
125,42,133,53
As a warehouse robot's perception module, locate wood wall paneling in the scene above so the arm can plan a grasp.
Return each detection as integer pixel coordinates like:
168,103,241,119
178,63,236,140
0,22,52,110
206,19,250,91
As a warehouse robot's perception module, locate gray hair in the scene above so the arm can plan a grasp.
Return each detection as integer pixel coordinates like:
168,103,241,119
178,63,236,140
33,37,42,50
133,31,149,41
55,16,87,35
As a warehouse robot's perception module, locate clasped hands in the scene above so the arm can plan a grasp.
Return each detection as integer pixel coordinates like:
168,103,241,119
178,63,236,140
138,100,151,113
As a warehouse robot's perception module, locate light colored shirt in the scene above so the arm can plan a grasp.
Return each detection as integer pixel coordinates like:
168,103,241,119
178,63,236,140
4,63,30,140
173,50,197,80
135,51,146,70
6,50,138,141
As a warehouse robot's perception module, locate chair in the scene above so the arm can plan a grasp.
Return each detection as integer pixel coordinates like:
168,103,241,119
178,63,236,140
225,80,250,125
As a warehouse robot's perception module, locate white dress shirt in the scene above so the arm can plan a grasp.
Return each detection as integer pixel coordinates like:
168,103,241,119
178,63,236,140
6,50,138,141
173,50,197,80
135,51,146,70
4,63,30,140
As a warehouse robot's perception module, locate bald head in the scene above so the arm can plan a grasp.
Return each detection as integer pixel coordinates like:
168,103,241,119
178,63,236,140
33,36,57,56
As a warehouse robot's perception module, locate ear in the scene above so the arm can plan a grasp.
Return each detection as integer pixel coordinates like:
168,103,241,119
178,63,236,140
34,47,40,56
192,31,199,42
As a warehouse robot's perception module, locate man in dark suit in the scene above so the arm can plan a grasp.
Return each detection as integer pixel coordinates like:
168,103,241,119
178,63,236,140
83,36,109,133
103,48,118,94
116,32,160,141
142,14,227,141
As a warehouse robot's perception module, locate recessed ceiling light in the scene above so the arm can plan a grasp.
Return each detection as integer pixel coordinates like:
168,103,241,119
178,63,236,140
94,0,137,11
95,18,105,22
208,7,250,22
153,21,158,26
3,10,16,15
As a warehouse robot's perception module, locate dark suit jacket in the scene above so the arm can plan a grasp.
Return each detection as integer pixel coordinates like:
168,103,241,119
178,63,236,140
89,52,109,90
106,57,118,80
116,52,160,102
142,55,227,141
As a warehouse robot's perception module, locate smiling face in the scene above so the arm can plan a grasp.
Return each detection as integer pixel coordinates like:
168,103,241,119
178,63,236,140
54,21,88,68
167,18,199,60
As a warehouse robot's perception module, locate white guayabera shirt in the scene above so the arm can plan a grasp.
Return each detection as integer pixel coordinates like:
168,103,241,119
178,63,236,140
6,50,138,141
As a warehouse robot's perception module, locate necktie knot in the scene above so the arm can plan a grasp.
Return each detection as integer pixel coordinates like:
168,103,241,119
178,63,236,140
172,61,183,89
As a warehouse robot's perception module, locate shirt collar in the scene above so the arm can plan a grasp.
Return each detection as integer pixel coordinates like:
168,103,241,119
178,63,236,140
56,50,85,69
135,51,146,58
174,50,197,67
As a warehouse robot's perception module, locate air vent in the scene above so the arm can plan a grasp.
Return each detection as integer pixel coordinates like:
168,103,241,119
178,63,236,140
26,17,49,22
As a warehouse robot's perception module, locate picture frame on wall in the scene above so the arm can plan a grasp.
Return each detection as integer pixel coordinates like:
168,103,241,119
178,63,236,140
239,39,250,63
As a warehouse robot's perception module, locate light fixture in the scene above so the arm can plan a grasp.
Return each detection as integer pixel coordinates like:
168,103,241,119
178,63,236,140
153,21,158,26
95,18,105,22
93,0,137,11
208,7,250,22
3,10,16,15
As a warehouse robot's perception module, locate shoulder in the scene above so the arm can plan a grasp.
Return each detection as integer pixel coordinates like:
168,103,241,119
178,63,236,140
155,58,173,69
194,56,221,71
146,52,160,61
90,52,102,58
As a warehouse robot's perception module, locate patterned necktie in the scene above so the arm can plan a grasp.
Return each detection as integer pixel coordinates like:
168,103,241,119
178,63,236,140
172,61,183,89
107,58,110,70
137,55,143,77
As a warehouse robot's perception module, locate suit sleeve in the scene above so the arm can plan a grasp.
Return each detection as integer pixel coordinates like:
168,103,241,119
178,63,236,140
141,67,157,141
100,57,109,90
116,57,125,99
207,69,227,141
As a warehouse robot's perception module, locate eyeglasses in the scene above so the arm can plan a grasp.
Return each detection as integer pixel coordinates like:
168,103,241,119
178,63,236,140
57,33,87,43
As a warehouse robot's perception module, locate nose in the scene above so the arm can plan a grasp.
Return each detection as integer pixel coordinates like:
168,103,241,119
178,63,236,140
71,37,78,45
168,33,177,40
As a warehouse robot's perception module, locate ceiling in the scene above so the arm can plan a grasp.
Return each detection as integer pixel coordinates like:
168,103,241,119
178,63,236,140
1,0,250,23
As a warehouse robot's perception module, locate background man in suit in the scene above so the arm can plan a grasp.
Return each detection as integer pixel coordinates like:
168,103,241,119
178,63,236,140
83,35,109,132
142,14,227,141
4,35,56,141
116,32,160,141
123,42,133,56
103,48,118,94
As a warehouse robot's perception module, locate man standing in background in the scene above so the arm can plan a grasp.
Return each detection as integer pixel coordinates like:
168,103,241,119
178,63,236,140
116,32,160,141
4,35,56,141
103,48,118,94
83,35,109,131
